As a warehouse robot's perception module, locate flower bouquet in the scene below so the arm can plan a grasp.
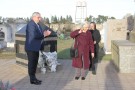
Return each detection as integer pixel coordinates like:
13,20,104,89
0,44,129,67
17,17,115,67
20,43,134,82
0,80,16,90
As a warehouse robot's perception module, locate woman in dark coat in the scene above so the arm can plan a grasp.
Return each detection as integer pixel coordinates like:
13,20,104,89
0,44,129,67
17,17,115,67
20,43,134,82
70,22,94,80
89,22,101,74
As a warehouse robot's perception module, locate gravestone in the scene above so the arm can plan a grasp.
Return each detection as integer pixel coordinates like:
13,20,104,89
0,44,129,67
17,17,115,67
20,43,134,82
104,15,134,54
111,14,135,73
103,19,127,54
111,40,135,73
129,15,135,42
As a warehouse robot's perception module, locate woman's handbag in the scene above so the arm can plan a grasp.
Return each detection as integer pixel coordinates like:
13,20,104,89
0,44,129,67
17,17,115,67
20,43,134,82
70,40,78,58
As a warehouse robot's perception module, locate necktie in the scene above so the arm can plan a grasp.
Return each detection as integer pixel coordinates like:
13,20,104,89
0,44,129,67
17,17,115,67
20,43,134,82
37,24,42,34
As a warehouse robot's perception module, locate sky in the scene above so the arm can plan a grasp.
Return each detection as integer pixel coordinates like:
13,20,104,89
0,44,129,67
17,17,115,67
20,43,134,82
0,0,134,22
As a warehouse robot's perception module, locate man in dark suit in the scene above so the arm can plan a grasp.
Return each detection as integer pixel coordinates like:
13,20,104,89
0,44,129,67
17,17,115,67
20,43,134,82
89,22,101,75
25,12,51,85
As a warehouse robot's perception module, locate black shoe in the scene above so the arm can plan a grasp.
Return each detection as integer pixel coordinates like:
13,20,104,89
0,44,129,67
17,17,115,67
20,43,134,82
36,79,42,83
75,77,80,80
30,80,41,85
81,77,85,80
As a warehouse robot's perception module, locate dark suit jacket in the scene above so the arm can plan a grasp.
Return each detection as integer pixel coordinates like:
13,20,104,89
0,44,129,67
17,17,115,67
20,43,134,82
25,20,44,52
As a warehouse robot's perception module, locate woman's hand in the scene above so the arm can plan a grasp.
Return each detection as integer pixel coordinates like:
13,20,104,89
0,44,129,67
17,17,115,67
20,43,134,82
91,53,94,58
94,41,96,44
78,29,83,33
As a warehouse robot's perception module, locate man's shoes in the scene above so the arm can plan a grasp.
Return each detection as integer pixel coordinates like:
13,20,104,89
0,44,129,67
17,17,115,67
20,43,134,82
36,79,42,83
30,80,41,85
75,77,80,80
81,77,85,80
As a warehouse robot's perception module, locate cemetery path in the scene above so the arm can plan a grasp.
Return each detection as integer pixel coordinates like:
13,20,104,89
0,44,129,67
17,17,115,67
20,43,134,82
0,59,135,90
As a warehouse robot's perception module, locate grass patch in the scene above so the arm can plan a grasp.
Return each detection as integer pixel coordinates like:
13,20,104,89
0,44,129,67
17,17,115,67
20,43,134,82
0,52,15,59
57,38,73,59
98,43,112,61
0,39,112,61
0,48,16,59
57,39,112,61
102,54,112,61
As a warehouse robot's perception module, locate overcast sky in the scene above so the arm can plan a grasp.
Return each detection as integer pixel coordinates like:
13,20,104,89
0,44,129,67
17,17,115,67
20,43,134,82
0,0,134,21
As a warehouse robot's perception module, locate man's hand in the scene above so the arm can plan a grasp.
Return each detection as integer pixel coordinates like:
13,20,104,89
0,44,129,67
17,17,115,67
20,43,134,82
43,30,51,37
91,53,94,58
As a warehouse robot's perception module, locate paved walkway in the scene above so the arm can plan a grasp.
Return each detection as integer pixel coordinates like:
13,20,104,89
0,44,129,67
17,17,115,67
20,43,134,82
0,59,135,90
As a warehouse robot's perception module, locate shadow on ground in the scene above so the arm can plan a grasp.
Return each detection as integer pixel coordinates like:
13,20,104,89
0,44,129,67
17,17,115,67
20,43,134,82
14,60,76,90
105,61,123,90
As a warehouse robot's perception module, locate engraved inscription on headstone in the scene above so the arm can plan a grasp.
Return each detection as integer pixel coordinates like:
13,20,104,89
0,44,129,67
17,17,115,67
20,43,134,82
104,19,127,53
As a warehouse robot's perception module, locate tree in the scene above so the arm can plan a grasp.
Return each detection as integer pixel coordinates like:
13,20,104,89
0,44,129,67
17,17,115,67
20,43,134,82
44,17,50,24
92,17,96,23
53,15,58,23
0,16,2,20
85,17,89,22
0,16,2,23
109,17,115,19
51,16,54,23
85,15,115,24
66,15,72,23
96,15,109,24
59,16,63,23
7,18,15,23
85,15,93,22
68,15,73,23
62,18,66,24
51,15,58,24
59,16,66,24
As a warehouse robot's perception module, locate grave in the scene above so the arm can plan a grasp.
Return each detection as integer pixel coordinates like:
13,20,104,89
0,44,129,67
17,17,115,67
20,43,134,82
103,19,127,54
111,15,135,73
111,40,135,73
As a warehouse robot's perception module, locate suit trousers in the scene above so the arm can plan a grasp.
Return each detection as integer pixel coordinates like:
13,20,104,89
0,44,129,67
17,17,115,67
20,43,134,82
26,51,39,81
